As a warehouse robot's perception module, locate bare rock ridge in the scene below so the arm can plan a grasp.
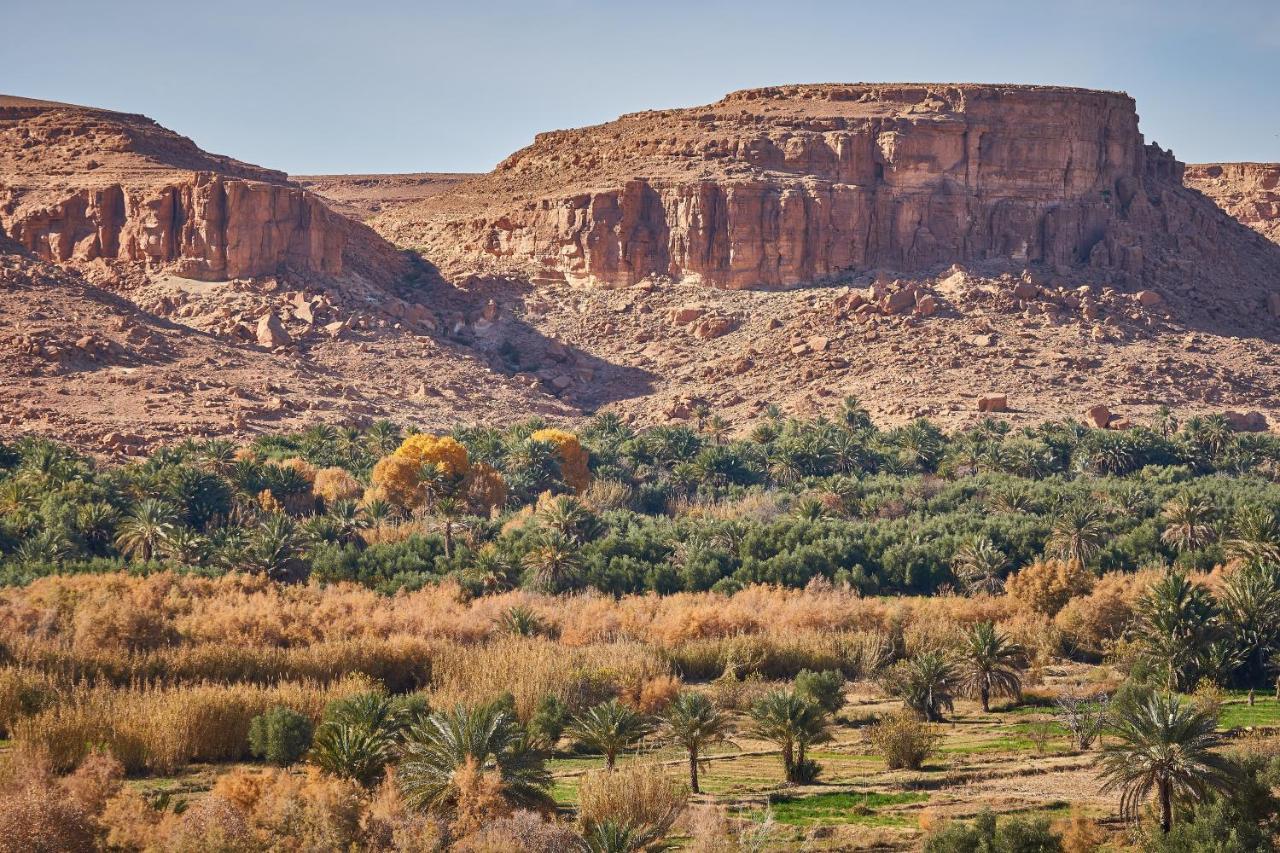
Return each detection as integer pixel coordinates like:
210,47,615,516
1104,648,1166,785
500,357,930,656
1186,163,1280,244
387,83,1220,290
0,96,351,280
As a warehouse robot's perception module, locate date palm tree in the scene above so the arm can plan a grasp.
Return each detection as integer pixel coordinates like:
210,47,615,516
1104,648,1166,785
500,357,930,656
951,537,1008,596
747,690,831,784
522,529,583,593
1160,493,1217,554
114,498,177,561
891,652,957,722
662,692,733,793
398,703,553,815
956,622,1026,712
1135,568,1218,692
1098,691,1236,834
1046,503,1106,567
567,699,653,770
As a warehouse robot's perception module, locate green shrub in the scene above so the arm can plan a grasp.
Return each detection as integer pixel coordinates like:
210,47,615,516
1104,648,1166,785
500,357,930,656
794,668,846,714
247,705,313,766
528,694,567,749
924,809,1062,852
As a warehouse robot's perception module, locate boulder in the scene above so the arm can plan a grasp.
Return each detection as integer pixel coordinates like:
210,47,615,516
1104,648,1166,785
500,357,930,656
668,306,705,325
256,312,291,348
1085,404,1112,428
977,394,1007,413
1136,289,1163,307
1223,410,1269,432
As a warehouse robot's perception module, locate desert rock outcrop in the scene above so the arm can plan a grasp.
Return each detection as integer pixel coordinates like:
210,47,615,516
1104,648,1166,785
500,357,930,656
1186,163,1280,244
386,84,1215,290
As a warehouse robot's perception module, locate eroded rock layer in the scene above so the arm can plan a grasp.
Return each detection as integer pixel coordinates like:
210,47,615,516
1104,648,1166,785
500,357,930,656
0,96,348,280
1186,163,1280,244
387,84,1191,289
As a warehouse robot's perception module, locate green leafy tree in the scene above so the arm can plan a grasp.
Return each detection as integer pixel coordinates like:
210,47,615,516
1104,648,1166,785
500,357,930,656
114,498,177,561
248,706,313,766
1135,569,1219,691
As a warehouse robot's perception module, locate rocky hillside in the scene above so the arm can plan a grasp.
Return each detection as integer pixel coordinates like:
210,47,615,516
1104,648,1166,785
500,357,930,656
1186,162,1280,244
2,86,1279,454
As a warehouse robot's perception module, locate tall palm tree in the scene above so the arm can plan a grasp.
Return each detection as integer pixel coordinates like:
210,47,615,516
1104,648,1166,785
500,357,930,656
747,690,831,784
114,498,177,561
1216,561,1280,683
243,513,305,581
1046,504,1106,567
956,622,1026,712
1160,493,1217,554
1224,505,1280,566
1135,569,1218,692
398,703,553,814
662,692,734,793
567,700,653,770
537,495,605,543
431,495,466,559
1098,692,1236,834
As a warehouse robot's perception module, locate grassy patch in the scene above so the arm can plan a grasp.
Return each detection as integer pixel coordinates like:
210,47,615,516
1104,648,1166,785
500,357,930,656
1218,697,1280,729
761,790,929,827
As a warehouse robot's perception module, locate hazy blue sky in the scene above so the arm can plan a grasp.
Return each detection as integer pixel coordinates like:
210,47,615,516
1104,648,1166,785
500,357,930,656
6,1,1277,174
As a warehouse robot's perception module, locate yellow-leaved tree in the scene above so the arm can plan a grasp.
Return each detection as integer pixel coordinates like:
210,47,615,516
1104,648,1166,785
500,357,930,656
530,428,590,494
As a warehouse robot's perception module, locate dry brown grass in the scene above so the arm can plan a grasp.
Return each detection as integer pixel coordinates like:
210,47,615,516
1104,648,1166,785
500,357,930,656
13,675,373,774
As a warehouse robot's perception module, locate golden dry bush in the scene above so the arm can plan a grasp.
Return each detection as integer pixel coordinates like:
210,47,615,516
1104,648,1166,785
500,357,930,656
212,766,366,851
452,810,580,853
363,771,448,852
0,667,59,738
464,461,508,515
370,455,426,512
430,637,669,719
393,434,470,478
1004,559,1094,617
530,428,590,493
630,673,682,713
450,758,514,838
577,763,688,840
313,467,363,505
14,675,373,774
279,457,319,484
1053,569,1156,658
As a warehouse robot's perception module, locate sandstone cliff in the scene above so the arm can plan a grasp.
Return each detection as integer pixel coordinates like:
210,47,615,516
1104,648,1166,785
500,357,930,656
1186,163,1280,244
0,96,349,281
382,84,1220,290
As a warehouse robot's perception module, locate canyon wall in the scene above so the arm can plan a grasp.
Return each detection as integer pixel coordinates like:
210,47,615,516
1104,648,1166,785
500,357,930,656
1186,163,1280,244
401,84,1184,289
5,174,346,279
0,97,349,281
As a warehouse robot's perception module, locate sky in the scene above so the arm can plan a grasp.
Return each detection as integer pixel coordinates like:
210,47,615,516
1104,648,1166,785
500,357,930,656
4,0,1277,175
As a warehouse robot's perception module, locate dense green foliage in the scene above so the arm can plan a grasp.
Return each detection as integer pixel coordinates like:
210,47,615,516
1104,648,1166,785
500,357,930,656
923,809,1063,853
3,406,1279,603
247,705,313,766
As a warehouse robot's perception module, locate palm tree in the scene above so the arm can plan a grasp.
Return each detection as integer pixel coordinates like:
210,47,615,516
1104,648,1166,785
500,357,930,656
1135,569,1218,691
432,495,466,558
243,513,305,581
114,498,177,560
309,692,410,786
398,703,553,814
1098,692,1236,834
891,652,957,722
1216,561,1280,683
1045,503,1106,567
662,692,734,793
956,622,1026,712
537,495,604,543
567,700,653,770
522,529,583,593
951,537,1008,595
1224,505,1280,566
159,526,207,565
1160,493,1217,554
747,690,831,784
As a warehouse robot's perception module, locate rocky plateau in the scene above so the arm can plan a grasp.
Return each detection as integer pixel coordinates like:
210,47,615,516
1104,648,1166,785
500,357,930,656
1,85,1278,455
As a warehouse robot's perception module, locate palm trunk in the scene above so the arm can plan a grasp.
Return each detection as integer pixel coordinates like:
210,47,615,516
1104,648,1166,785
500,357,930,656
1159,779,1172,833
781,741,794,782
981,683,991,713
443,520,453,558
689,749,700,794
606,749,616,771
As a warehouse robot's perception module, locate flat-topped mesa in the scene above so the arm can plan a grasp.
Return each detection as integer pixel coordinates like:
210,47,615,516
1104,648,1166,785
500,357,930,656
402,83,1178,289
1185,163,1280,244
0,96,347,280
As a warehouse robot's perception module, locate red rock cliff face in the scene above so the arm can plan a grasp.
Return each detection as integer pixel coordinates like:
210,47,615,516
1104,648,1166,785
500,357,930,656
1185,163,1280,244
0,97,347,280
5,173,345,279
395,84,1177,289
